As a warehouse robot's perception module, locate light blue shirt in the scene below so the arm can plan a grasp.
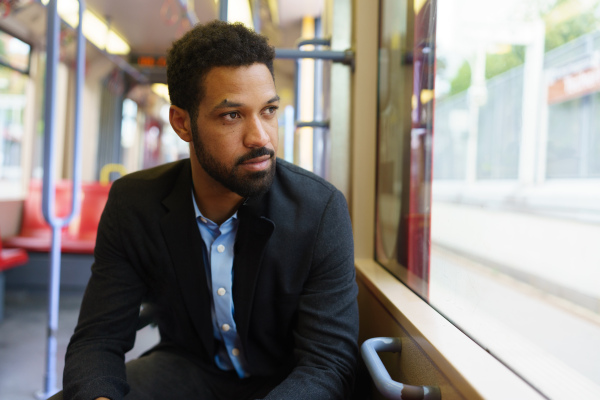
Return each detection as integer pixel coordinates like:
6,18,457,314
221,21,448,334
192,191,250,378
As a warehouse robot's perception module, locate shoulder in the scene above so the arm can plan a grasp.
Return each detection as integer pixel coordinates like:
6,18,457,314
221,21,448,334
274,158,339,199
116,159,189,185
264,159,348,223
111,159,190,195
105,159,191,214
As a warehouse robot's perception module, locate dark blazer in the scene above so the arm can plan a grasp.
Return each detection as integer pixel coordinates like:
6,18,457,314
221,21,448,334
63,158,359,400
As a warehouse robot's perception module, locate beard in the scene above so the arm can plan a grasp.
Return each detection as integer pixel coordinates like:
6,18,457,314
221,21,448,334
191,121,276,198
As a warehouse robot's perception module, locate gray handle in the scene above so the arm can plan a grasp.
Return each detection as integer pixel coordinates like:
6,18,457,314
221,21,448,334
361,337,441,400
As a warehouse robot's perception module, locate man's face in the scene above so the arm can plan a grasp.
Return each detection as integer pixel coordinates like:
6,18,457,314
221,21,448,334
190,63,279,198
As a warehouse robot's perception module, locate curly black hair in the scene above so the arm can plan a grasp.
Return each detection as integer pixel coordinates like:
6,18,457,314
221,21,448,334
166,20,275,117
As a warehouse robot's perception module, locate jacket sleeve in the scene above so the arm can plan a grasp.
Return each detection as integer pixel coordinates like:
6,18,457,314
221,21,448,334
263,189,359,399
63,180,147,400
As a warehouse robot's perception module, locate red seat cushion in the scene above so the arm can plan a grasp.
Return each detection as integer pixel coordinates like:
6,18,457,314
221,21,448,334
5,181,110,255
0,247,28,272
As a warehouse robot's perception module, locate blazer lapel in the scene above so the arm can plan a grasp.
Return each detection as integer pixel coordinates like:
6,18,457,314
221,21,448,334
233,195,274,344
159,164,215,357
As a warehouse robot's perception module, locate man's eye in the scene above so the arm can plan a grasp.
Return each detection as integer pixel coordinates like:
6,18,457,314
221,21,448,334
224,112,239,120
264,106,279,115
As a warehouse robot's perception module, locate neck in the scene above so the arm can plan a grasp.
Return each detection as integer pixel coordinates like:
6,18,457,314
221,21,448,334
190,163,244,226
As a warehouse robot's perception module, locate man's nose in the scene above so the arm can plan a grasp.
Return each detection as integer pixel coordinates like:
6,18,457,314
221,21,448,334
244,115,270,148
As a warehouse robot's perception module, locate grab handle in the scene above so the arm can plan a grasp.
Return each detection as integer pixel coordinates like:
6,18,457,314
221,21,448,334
361,337,441,400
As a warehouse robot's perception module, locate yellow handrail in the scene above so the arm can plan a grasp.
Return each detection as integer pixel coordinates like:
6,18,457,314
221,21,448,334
100,163,127,184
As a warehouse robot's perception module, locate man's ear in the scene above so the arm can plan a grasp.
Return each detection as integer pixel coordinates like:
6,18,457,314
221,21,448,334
169,105,192,142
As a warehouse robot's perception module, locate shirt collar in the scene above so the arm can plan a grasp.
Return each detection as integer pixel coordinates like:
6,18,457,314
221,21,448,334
191,188,238,226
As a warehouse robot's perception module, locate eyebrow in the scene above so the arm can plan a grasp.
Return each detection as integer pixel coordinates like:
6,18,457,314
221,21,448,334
212,95,280,111
213,99,243,110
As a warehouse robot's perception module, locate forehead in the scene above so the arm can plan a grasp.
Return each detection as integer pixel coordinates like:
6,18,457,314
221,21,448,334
200,63,276,107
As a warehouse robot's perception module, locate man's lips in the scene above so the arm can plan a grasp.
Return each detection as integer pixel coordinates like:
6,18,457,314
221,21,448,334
240,155,272,171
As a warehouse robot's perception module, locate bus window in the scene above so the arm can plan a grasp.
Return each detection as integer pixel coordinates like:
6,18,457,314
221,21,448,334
375,0,600,398
0,30,31,199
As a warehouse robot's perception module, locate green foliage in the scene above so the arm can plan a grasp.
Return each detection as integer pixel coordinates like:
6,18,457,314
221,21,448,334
442,0,600,99
544,9,600,51
449,61,471,96
485,46,526,79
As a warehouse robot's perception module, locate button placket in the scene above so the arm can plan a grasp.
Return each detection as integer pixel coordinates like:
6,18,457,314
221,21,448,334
212,235,236,346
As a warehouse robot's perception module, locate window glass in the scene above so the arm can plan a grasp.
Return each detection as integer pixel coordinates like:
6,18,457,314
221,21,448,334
0,30,31,73
0,65,27,190
376,0,600,398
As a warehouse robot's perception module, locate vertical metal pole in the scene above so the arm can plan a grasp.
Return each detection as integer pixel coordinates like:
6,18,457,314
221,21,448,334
38,0,85,397
219,0,228,21
252,0,261,32
284,105,294,162
40,0,60,396
313,17,325,177
177,0,199,25
293,58,301,165
73,2,85,205
293,58,301,124
0,272,5,322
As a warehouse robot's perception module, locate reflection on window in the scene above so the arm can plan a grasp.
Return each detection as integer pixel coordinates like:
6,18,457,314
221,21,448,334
376,0,435,297
376,0,600,398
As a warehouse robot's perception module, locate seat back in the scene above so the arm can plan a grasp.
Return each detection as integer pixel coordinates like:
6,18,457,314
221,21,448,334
20,180,72,238
66,182,111,241
0,226,29,271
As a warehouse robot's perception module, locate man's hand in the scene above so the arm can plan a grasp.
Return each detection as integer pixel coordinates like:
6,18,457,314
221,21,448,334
95,398,110,400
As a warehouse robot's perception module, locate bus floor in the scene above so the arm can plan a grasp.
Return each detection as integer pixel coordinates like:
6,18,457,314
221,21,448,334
0,289,160,400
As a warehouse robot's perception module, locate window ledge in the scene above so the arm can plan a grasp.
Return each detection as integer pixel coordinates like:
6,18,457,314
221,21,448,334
355,258,545,400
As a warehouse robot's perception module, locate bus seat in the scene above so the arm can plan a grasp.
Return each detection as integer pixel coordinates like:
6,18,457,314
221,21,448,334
5,180,110,254
4,180,72,252
0,233,28,272
62,182,111,254
0,227,29,322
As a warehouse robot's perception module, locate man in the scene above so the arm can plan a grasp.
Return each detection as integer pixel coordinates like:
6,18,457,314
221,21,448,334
58,20,358,400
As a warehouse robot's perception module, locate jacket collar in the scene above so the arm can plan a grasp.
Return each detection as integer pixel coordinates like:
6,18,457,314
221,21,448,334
233,193,275,342
159,160,275,356
159,161,215,356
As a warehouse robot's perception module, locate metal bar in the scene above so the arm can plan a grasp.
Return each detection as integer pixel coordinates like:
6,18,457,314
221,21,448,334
38,0,86,397
177,0,199,26
291,37,335,128
275,48,353,64
296,38,331,47
39,1,60,396
41,1,59,228
296,120,329,129
312,19,325,177
219,0,228,21
361,337,441,400
283,105,294,163
293,58,301,124
252,0,261,33
0,272,5,322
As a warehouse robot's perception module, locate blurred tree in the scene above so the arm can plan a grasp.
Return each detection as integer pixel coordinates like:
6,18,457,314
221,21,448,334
543,0,600,51
449,61,471,96
446,0,600,94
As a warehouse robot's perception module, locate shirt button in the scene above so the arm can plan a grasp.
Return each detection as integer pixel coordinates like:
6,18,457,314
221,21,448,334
217,288,226,296
222,323,230,332
217,244,225,253
200,217,207,223
231,348,240,357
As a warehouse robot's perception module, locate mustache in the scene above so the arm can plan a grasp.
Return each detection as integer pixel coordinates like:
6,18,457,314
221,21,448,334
235,147,275,165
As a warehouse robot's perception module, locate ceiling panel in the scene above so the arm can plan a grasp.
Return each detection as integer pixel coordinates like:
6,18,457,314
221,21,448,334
84,0,218,55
